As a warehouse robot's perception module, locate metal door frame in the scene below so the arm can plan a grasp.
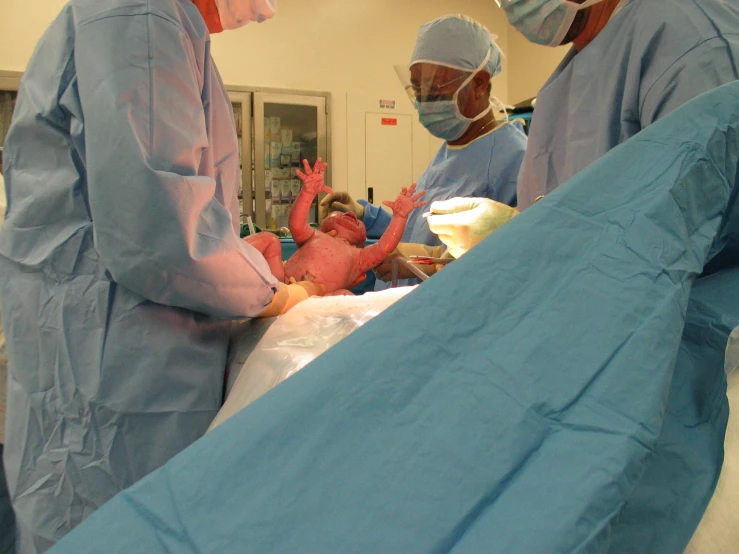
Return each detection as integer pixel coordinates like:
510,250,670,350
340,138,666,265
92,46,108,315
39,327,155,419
226,90,253,222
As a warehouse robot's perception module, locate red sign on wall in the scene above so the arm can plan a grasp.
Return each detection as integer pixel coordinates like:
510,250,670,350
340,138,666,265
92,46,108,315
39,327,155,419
381,118,398,126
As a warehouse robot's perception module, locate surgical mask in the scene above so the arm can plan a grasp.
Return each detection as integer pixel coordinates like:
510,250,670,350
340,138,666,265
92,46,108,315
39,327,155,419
215,0,276,30
500,0,605,47
414,49,493,142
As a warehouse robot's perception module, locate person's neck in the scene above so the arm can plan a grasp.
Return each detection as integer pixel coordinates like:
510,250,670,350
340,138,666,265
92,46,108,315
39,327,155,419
573,0,622,51
448,111,499,147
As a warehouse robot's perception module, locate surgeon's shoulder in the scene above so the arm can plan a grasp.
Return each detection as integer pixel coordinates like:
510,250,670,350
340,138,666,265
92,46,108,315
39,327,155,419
70,0,206,36
629,0,738,52
492,119,528,149
630,0,739,116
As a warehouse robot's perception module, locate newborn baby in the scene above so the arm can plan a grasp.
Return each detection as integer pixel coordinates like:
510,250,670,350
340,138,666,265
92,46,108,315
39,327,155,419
245,159,425,294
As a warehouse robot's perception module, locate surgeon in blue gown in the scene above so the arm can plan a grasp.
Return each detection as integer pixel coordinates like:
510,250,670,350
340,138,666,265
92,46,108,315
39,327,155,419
318,15,527,289
0,0,324,551
423,0,739,550
430,0,739,242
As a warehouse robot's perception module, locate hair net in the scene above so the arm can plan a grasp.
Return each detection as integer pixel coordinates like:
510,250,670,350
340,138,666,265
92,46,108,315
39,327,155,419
410,15,503,78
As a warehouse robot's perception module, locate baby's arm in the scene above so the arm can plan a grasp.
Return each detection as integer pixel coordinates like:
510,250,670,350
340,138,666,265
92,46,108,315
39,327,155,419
289,158,332,247
358,184,425,272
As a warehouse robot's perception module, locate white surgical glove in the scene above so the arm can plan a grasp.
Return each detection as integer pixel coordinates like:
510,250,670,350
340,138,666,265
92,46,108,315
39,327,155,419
427,197,518,258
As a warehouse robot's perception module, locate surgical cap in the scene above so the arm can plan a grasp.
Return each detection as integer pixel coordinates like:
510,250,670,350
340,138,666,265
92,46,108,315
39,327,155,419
410,15,503,78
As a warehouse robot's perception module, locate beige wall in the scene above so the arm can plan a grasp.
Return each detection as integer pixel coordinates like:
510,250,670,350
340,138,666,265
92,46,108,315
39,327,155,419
0,0,567,189
0,1,69,71
209,0,511,191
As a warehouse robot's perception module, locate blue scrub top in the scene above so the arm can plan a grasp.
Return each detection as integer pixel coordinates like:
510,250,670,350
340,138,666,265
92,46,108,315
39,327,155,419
361,120,527,288
517,0,739,209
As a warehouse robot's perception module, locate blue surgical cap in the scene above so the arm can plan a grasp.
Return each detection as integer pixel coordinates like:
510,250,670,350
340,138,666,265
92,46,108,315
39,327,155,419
410,15,503,78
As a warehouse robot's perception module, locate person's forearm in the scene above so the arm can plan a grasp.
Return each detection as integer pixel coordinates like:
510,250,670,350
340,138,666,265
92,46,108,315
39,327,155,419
289,190,317,246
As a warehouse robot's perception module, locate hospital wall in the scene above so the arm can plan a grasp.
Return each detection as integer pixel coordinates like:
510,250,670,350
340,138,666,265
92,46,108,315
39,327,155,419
0,0,566,197
207,0,514,197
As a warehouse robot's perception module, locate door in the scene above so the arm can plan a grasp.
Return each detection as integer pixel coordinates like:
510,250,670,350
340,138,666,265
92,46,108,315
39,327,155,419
227,90,253,223
364,113,413,206
253,93,328,229
346,92,432,213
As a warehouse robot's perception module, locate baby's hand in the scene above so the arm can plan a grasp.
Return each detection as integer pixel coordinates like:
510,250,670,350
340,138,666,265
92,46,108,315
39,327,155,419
295,158,333,196
382,183,426,218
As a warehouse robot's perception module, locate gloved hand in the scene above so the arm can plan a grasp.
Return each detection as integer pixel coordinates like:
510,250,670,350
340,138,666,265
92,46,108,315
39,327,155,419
257,281,325,318
295,158,332,196
426,197,519,258
319,191,364,221
373,243,444,282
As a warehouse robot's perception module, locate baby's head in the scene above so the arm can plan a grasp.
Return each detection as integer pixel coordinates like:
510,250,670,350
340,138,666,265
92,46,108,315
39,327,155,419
320,211,367,247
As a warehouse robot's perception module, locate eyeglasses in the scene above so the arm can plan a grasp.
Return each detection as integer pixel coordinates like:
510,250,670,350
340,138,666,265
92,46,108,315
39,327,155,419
404,74,467,103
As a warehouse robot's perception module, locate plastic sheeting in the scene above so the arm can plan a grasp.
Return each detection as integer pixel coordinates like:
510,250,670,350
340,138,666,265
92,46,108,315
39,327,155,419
0,445,14,554
212,287,414,431
726,326,739,375
0,303,11,554
686,326,739,552
685,367,739,553
50,81,739,553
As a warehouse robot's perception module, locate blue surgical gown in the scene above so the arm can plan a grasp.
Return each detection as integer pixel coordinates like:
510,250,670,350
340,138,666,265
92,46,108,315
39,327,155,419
47,80,739,554
0,1,278,551
517,0,739,209
364,120,526,288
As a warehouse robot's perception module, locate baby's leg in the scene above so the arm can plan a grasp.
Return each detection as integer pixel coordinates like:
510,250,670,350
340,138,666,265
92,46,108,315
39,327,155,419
244,232,285,282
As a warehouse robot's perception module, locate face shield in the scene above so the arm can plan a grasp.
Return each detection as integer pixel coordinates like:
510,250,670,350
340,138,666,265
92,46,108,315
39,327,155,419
395,49,503,142
395,64,470,104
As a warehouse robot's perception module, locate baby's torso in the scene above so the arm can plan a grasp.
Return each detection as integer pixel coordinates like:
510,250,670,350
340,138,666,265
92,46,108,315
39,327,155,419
284,232,363,292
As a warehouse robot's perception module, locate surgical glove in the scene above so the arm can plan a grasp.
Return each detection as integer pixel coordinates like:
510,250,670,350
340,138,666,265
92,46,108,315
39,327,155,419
257,281,325,318
373,242,444,282
319,191,364,221
426,197,518,258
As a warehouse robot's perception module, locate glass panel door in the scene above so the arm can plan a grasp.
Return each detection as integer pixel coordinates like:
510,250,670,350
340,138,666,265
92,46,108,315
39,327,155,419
254,93,327,230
